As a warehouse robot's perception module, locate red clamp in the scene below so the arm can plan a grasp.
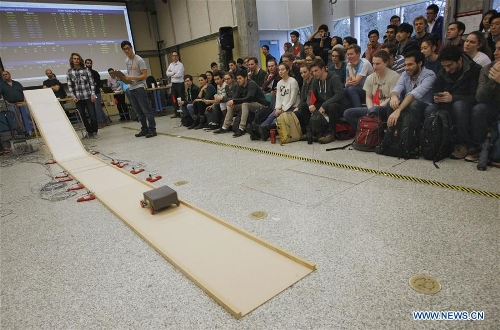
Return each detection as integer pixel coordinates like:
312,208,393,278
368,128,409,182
117,162,129,168
55,172,69,179
67,182,84,191
111,160,119,165
146,174,162,182
91,150,100,155
130,167,144,175
57,176,73,182
45,159,57,164
77,192,95,202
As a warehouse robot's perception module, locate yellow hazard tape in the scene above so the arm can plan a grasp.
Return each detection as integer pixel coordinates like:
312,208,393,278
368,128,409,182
124,127,500,200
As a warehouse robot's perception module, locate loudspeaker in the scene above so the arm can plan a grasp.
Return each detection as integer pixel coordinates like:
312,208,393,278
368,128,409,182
219,26,234,50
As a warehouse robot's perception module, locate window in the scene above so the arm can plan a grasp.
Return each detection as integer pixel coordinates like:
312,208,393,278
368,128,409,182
332,18,351,40
495,0,500,11
358,1,446,56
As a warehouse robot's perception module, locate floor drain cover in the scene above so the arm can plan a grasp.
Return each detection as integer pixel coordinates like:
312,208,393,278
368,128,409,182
409,275,441,294
249,211,268,220
174,181,188,186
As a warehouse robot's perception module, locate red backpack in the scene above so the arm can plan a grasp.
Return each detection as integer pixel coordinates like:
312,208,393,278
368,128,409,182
335,121,355,140
352,115,385,151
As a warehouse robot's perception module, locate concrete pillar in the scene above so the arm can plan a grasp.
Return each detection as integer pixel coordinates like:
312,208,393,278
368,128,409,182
311,0,334,33
235,0,260,58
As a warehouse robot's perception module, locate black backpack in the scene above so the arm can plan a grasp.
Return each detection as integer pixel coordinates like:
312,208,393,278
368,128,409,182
376,112,420,159
420,110,453,165
309,110,329,141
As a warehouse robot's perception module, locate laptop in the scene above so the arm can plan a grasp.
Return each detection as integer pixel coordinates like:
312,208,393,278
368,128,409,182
101,86,114,94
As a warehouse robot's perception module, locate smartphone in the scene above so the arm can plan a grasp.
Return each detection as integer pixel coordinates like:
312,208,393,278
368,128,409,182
433,93,444,97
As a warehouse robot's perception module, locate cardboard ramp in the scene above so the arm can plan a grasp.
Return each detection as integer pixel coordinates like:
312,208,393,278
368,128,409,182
24,89,316,319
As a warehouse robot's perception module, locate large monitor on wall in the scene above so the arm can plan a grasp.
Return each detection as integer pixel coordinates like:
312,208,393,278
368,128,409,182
0,0,134,87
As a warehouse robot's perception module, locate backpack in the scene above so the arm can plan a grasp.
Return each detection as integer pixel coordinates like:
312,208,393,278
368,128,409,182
276,112,302,144
352,115,384,152
309,110,329,141
420,110,453,164
376,112,420,159
335,121,355,140
490,119,500,163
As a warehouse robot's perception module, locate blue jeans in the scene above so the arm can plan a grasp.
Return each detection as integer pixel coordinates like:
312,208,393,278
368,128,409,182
129,87,156,132
389,99,427,125
261,109,279,127
344,85,365,108
94,94,106,123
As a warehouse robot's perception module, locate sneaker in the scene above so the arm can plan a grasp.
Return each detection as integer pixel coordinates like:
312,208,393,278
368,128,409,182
135,131,148,137
204,123,219,131
450,144,467,159
233,129,245,137
92,133,99,139
318,134,335,144
299,134,308,141
465,147,480,162
213,128,229,134
145,131,157,138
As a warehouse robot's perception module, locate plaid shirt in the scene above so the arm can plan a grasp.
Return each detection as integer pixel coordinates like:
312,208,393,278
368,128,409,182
66,67,96,100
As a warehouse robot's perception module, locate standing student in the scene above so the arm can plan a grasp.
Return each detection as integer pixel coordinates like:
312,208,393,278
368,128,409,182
166,51,185,118
85,58,109,127
120,41,156,138
66,53,98,139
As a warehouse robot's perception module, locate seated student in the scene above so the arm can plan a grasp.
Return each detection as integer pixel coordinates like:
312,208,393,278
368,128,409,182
385,25,398,46
236,58,247,72
426,4,444,41
228,60,237,74
344,44,374,108
210,62,219,72
281,52,303,88
261,45,275,63
467,39,500,161
247,57,267,87
214,70,267,137
283,42,293,55
330,36,343,48
328,47,347,85
343,50,400,131
425,45,482,159
390,15,401,26
445,21,466,49
179,75,200,123
411,15,431,46
204,71,227,130
387,50,436,129
309,58,346,144
363,30,382,63
464,31,492,67
293,42,319,66
206,71,217,88
396,23,420,56
189,74,217,129
479,10,497,38
261,58,281,95
420,35,443,74
308,24,332,64
343,36,357,49
257,63,300,140
294,64,315,133
290,30,305,59
487,13,500,60
381,43,405,75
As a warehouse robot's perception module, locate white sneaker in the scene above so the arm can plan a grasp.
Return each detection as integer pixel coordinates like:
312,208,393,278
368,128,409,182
93,133,99,139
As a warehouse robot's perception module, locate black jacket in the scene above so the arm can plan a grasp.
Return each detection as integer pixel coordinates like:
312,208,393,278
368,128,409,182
310,72,346,109
433,54,482,104
232,80,267,105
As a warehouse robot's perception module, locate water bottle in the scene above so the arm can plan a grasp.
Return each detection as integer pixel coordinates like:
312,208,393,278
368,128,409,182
307,126,313,144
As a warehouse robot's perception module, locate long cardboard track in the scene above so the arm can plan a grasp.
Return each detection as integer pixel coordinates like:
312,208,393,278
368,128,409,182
24,89,316,319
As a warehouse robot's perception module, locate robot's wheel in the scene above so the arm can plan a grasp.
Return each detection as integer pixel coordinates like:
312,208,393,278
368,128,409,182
140,200,146,208
176,202,180,207
150,207,155,215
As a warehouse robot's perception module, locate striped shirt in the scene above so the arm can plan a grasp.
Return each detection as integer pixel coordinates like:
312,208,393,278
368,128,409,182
67,67,96,100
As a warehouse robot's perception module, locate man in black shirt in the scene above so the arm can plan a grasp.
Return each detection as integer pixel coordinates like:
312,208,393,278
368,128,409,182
43,69,66,99
85,59,109,126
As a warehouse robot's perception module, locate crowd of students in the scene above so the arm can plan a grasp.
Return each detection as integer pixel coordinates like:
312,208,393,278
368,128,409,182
173,5,499,165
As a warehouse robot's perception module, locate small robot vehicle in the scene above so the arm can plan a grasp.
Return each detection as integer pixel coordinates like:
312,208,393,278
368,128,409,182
140,185,180,214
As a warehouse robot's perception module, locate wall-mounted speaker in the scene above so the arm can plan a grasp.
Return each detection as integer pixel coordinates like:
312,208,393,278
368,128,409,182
219,26,234,50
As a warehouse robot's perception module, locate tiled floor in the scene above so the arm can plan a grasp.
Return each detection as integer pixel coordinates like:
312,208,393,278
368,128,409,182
1,114,499,329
